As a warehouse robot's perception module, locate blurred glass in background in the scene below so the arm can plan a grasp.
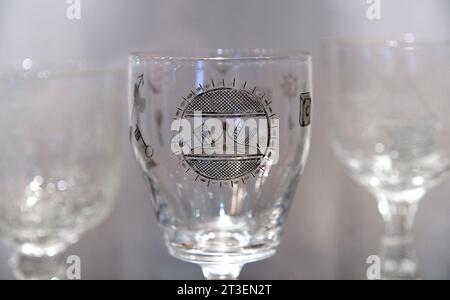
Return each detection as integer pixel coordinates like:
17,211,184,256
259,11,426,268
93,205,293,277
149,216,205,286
324,39,450,279
0,60,125,279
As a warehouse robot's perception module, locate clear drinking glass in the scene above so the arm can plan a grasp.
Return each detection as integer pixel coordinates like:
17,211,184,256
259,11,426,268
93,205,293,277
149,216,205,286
0,60,125,279
324,39,450,279
128,49,312,279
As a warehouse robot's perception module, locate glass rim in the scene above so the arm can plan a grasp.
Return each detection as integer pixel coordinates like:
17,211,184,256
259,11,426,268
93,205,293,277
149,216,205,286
322,37,450,50
0,59,123,80
129,48,312,62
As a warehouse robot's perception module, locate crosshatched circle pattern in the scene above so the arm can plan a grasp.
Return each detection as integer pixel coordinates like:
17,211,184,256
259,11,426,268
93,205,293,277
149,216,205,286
180,86,271,181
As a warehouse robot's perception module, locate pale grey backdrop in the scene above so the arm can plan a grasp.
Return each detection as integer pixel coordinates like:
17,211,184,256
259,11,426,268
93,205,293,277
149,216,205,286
0,0,450,279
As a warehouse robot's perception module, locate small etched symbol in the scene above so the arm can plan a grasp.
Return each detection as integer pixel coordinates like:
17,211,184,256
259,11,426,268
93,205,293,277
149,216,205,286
134,74,146,112
134,125,153,158
300,93,312,127
281,73,298,98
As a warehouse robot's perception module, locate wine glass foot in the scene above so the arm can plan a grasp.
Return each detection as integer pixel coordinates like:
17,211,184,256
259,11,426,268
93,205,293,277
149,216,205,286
381,255,420,280
200,263,243,280
166,241,277,279
10,252,66,280
381,269,420,280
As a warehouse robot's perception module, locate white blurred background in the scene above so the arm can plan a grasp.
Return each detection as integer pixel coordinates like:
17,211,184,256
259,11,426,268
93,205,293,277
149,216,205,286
0,0,450,279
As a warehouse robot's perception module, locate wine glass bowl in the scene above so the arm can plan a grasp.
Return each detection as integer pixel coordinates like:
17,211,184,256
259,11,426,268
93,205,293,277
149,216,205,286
324,39,450,279
0,60,125,279
128,49,313,279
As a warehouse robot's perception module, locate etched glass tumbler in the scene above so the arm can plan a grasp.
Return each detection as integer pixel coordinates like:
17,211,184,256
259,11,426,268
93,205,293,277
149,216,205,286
0,60,124,279
128,49,312,279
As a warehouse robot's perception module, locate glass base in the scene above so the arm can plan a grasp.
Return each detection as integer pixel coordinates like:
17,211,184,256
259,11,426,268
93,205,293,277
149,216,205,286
200,263,243,280
10,252,66,280
381,259,420,280
166,239,277,279
167,243,276,264
379,235,419,280
163,221,282,279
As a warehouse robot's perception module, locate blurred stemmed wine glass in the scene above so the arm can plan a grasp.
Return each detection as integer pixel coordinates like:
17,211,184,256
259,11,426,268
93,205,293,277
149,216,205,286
324,39,450,279
0,60,124,279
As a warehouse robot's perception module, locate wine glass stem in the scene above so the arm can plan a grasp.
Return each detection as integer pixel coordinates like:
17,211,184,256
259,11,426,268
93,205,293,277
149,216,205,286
377,196,418,236
11,251,67,280
376,195,420,279
200,263,243,280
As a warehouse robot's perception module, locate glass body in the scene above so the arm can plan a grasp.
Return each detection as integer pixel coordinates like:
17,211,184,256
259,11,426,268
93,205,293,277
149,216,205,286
324,40,450,279
128,49,312,279
0,61,125,279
